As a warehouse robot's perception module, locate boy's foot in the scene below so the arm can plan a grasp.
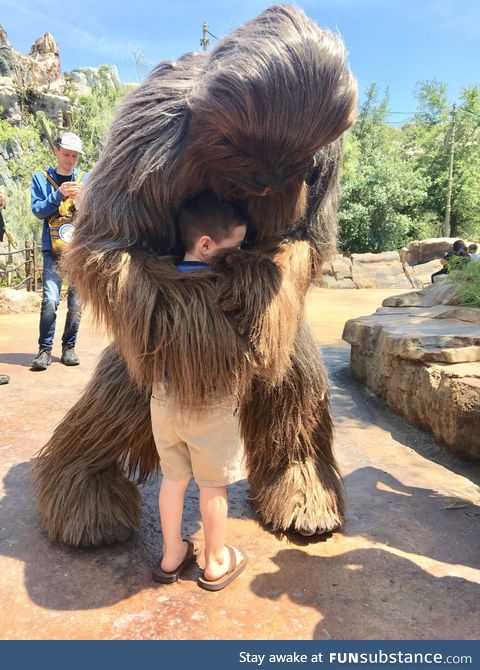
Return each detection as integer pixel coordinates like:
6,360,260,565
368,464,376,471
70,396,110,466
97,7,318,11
152,540,199,584
61,346,80,366
31,348,52,371
198,546,247,591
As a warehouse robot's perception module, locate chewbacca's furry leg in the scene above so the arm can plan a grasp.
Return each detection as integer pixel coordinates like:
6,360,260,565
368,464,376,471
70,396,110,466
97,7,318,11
33,345,158,547
241,323,343,535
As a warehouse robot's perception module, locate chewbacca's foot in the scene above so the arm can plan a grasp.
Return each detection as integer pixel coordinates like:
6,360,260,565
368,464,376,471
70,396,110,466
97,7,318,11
295,521,338,537
35,464,141,547
250,459,344,537
79,522,133,547
288,504,341,537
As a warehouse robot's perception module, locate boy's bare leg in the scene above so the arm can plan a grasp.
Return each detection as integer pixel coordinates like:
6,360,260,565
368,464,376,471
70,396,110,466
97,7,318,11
159,477,191,571
200,485,243,580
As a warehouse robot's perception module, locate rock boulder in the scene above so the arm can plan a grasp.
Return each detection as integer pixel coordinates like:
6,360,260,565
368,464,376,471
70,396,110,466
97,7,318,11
343,302,480,458
0,287,41,314
351,251,413,289
402,238,458,266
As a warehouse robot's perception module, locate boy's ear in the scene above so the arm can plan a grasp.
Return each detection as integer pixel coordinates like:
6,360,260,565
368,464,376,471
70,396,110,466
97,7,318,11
198,235,213,252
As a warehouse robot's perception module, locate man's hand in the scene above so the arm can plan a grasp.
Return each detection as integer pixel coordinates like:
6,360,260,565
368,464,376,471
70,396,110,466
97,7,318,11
59,182,84,200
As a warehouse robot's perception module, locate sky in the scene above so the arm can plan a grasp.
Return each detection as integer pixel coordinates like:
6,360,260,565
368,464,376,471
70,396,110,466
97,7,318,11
2,0,479,124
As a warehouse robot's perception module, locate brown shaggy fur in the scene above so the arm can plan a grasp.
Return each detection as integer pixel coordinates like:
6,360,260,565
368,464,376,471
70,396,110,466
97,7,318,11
34,4,357,544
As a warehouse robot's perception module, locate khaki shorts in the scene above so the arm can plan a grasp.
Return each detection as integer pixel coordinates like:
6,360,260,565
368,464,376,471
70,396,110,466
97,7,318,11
150,387,245,487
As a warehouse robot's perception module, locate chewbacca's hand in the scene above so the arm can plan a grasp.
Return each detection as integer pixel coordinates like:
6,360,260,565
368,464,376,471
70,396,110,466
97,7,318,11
213,249,282,334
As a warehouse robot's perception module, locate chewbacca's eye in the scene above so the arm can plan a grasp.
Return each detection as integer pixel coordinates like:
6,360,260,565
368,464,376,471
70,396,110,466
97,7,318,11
253,171,282,188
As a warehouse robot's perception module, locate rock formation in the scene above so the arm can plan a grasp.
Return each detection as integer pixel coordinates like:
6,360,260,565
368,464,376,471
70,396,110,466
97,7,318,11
343,283,480,458
0,24,122,126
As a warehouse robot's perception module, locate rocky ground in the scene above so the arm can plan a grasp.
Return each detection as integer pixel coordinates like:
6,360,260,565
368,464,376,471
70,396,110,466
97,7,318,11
0,288,479,640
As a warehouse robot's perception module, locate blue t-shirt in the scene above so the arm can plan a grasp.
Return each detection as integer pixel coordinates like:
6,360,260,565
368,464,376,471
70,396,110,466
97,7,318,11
31,167,89,252
176,260,210,272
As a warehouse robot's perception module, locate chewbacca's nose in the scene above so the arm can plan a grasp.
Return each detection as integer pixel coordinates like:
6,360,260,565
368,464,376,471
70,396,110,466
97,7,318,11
253,171,282,188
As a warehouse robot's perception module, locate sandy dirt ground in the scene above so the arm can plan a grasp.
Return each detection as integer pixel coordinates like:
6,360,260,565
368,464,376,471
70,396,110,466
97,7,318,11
0,288,478,640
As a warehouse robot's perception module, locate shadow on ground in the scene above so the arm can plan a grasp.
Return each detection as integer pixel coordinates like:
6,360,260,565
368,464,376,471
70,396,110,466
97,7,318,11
0,352,61,367
250,547,480,639
1,458,478,615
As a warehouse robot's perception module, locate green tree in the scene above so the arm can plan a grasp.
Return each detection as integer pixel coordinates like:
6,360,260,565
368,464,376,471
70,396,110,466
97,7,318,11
0,72,132,245
405,80,480,240
0,109,52,243
339,85,428,253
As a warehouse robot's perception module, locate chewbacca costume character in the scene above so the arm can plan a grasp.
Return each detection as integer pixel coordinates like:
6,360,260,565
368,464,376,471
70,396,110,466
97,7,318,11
34,5,357,546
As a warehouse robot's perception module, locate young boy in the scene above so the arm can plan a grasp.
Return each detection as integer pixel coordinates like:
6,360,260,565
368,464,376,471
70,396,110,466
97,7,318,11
151,192,247,591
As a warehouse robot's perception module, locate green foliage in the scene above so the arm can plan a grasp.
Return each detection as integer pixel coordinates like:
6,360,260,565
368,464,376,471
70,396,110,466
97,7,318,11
0,73,130,244
0,111,52,243
65,67,131,166
448,258,480,307
339,80,480,253
339,85,429,253
404,80,480,240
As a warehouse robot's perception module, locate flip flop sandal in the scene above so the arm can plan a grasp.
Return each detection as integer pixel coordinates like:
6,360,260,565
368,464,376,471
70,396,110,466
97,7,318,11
197,546,247,592
152,540,199,584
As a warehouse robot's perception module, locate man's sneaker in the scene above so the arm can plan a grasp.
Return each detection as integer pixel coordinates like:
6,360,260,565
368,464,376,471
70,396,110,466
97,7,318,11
0,374,10,385
61,346,80,366
31,349,52,371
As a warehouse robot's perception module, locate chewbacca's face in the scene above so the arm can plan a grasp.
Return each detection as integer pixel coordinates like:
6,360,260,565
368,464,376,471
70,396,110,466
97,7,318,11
180,5,357,239
201,135,317,200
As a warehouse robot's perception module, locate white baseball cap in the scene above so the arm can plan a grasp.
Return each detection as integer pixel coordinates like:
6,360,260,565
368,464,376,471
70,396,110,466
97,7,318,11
56,131,83,153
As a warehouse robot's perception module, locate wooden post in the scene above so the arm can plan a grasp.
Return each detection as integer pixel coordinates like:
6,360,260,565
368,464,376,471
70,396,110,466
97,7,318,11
25,240,31,291
32,243,38,292
443,104,457,237
7,238,12,288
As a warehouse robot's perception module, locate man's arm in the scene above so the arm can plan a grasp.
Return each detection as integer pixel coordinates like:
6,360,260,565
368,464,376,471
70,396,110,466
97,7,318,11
31,172,63,220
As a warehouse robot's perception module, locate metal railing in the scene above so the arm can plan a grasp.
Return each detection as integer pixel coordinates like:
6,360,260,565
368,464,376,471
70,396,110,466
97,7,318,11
0,240,41,291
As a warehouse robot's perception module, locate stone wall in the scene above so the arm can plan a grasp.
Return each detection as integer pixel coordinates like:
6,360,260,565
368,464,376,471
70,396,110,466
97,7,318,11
342,286,480,458
319,238,477,290
320,250,419,289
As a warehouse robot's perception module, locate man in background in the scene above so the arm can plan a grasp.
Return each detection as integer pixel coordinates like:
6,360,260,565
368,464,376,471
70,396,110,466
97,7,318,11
30,131,88,371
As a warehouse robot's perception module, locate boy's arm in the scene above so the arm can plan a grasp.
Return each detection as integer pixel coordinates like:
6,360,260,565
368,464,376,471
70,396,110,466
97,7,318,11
31,172,63,220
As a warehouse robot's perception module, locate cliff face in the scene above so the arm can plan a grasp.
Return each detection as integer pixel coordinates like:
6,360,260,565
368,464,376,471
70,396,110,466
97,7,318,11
0,27,60,86
0,25,121,127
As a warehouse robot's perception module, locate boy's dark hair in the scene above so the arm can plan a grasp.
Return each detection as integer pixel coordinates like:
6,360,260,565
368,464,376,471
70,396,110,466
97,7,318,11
468,243,478,252
178,191,246,252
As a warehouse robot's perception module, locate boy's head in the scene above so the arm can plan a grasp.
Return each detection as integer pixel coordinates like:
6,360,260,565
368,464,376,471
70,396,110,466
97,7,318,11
453,239,467,254
178,192,247,261
468,243,478,253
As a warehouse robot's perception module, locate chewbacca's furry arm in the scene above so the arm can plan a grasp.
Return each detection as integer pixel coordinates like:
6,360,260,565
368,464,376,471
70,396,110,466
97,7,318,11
66,236,312,398
65,243,250,406
213,240,314,382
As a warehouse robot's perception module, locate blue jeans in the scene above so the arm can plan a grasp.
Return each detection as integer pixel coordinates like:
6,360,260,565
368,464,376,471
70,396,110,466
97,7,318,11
38,251,81,350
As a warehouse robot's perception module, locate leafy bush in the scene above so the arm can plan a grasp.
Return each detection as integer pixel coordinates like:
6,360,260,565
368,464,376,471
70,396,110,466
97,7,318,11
448,259,480,308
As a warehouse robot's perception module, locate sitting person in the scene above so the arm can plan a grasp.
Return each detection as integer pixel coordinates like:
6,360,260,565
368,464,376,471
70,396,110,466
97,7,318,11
150,192,248,591
431,239,470,283
468,243,479,263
